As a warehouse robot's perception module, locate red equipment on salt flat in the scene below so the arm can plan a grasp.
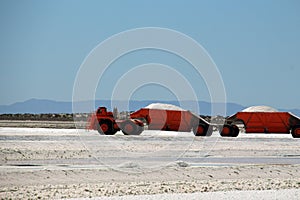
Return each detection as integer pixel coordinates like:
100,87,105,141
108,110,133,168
87,107,144,135
222,112,300,138
87,106,300,138
130,108,212,136
87,107,212,136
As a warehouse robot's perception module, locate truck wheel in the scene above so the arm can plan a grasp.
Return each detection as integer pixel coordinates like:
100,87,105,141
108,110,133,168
193,124,205,136
122,122,142,135
291,125,300,138
206,126,213,136
220,125,233,137
231,125,240,137
136,126,144,135
98,121,114,135
193,124,211,136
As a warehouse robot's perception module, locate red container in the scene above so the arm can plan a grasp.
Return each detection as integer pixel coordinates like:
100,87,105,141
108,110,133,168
227,112,300,134
130,108,200,132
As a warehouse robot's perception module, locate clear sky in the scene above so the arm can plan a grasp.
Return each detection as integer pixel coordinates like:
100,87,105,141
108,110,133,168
0,0,299,109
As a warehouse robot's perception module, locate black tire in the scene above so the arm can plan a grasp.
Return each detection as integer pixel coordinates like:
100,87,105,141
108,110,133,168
231,125,240,137
193,124,211,137
291,125,300,138
136,126,144,135
205,125,213,136
220,125,233,137
232,120,245,134
122,121,142,135
98,121,114,135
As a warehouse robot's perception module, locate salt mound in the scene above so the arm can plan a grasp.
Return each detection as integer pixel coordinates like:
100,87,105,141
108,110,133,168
242,105,278,112
145,103,185,111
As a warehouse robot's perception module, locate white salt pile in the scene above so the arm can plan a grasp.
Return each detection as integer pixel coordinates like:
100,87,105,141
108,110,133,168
145,103,185,111
242,105,278,112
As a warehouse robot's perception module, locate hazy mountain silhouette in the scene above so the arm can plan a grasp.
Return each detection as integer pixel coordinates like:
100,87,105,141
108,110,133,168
0,98,299,116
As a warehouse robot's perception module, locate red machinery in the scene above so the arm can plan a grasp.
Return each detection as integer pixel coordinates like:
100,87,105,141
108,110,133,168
221,112,300,138
87,107,144,135
87,107,212,136
130,108,212,136
87,106,300,138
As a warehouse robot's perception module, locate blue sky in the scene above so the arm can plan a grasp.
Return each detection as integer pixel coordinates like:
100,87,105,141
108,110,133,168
0,0,299,109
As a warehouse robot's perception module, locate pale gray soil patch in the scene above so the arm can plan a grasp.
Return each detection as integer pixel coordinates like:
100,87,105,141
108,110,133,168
0,127,300,199
72,189,300,200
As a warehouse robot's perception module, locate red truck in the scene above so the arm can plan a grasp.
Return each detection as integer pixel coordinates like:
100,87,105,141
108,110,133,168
221,112,300,138
87,107,212,136
130,108,212,136
87,107,144,135
87,106,300,138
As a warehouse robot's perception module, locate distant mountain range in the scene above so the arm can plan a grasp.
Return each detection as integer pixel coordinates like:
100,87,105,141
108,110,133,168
0,98,299,116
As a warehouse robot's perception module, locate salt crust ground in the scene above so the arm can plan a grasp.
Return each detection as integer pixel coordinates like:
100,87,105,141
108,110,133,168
1,127,300,199
72,189,300,200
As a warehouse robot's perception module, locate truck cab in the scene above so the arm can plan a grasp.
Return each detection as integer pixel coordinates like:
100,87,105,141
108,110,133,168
96,107,113,117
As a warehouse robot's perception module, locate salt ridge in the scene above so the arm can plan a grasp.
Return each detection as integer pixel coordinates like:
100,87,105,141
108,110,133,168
242,105,278,112
145,103,185,111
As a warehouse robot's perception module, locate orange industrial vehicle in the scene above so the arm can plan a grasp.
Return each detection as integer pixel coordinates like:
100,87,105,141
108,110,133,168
221,112,300,138
87,107,144,135
87,107,212,136
87,106,300,138
130,108,212,136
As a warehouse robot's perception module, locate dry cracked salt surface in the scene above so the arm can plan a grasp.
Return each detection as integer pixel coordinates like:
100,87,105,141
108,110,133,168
71,189,300,200
0,127,300,199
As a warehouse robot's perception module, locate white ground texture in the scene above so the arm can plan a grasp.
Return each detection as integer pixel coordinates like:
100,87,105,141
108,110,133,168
1,127,300,199
73,189,300,200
